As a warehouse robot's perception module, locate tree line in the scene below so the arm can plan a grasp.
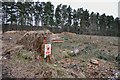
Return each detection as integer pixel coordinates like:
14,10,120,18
2,1,120,36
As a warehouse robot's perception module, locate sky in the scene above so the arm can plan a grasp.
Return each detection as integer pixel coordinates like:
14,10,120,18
32,0,119,18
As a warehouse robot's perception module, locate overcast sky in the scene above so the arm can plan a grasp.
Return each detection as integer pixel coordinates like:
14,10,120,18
33,0,119,18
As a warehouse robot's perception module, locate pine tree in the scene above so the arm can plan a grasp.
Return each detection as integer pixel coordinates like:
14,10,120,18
55,4,62,28
99,13,107,36
76,8,84,34
61,5,67,27
80,9,89,34
72,9,78,33
89,12,98,35
66,5,72,32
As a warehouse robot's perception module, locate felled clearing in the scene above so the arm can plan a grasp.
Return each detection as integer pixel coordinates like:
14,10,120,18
2,30,119,78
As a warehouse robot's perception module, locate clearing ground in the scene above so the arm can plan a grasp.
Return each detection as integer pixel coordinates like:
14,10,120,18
1,30,120,78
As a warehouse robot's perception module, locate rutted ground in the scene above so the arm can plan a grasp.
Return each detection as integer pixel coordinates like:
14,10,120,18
2,31,120,78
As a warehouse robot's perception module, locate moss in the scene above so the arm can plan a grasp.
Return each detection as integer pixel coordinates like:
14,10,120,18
94,50,116,61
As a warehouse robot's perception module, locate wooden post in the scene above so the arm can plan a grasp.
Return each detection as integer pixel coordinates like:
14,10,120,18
34,31,52,63
43,33,52,63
